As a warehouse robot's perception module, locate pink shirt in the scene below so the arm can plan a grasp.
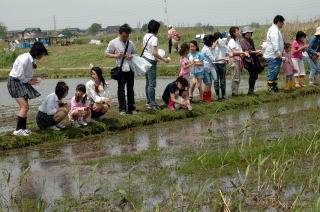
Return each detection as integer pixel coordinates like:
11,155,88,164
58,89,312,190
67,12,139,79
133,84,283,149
282,52,295,76
69,96,89,113
291,40,304,59
179,56,191,80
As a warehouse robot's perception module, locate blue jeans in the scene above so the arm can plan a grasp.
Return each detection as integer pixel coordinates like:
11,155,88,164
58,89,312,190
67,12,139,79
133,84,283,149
266,58,282,81
307,57,320,80
214,63,227,97
144,57,158,106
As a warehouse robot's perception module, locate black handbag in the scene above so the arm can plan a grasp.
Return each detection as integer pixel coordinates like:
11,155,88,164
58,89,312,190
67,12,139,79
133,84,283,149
110,40,129,80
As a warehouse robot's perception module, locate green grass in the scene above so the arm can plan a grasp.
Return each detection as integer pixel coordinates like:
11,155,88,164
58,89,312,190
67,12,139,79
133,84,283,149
1,86,320,151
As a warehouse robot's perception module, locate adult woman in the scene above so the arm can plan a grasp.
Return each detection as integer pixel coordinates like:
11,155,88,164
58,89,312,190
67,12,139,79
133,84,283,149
7,41,48,136
86,67,112,119
227,27,250,96
142,19,170,110
240,26,264,95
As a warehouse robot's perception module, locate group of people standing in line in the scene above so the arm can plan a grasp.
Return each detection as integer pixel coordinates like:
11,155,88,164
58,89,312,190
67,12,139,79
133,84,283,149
6,15,320,136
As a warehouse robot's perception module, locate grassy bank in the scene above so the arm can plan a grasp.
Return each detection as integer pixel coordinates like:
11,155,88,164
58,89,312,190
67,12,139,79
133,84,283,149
1,86,320,151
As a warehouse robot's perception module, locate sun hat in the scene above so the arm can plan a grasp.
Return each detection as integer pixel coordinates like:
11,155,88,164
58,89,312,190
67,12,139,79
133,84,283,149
242,26,253,34
315,27,320,36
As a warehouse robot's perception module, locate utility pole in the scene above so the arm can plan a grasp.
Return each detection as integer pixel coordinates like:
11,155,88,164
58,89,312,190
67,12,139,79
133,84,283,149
53,15,56,31
163,0,168,25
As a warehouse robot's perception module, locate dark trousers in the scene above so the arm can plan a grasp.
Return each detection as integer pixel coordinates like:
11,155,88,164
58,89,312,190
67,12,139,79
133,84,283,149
117,71,135,112
247,63,259,91
214,63,227,98
168,39,172,54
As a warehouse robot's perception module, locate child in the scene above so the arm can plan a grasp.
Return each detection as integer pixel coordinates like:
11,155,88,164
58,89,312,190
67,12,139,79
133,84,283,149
291,31,309,87
283,43,297,91
227,27,250,96
7,42,48,136
69,84,91,128
162,76,191,111
36,81,69,131
188,40,205,101
179,43,194,81
201,34,218,102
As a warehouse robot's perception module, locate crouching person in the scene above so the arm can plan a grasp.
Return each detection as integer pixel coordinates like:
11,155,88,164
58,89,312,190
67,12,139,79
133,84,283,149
36,81,69,131
69,84,91,128
162,76,192,111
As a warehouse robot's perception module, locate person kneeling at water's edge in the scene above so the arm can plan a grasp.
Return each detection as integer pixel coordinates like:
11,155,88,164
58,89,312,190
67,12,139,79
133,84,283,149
36,81,69,131
86,67,112,119
7,41,48,136
162,76,192,111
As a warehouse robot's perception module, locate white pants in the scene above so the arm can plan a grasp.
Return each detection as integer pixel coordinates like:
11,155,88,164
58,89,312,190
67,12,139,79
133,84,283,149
292,58,306,77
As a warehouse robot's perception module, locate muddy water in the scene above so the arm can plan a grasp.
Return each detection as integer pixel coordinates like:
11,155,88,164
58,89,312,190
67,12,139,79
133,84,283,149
0,95,319,210
0,77,266,132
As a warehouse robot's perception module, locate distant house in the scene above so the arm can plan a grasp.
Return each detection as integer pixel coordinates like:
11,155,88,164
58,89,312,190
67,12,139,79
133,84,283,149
99,26,120,35
67,28,81,35
6,30,24,40
24,28,41,33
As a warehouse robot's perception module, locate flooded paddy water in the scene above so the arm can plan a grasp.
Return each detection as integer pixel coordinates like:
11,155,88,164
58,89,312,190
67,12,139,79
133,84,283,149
1,93,320,210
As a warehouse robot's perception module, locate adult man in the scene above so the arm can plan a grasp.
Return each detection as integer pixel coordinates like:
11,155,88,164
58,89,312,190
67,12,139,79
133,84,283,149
263,15,285,93
307,27,320,86
106,24,137,115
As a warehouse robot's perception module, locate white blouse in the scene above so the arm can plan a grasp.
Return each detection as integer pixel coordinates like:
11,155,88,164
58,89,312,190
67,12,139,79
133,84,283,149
9,53,35,83
86,80,109,104
38,93,61,115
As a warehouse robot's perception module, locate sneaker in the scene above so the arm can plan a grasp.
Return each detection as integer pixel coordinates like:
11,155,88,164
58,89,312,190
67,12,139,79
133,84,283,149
119,111,126,115
49,125,61,131
130,110,138,115
12,129,29,136
295,83,301,88
56,123,66,129
78,121,88,126
24,129,32,134
151,105,161,111
73,122,81,128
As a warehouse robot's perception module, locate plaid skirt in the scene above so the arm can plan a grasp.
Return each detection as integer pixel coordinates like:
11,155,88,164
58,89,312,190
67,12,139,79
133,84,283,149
36,111,56,130
7,77,41,99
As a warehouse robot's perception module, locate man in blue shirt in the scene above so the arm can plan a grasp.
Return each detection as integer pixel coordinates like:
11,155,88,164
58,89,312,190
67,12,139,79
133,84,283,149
307,27,320,86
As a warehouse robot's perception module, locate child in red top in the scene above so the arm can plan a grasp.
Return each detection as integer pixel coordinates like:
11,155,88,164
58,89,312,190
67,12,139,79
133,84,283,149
69,84,91,127
291,31,309,87
283,43,298,91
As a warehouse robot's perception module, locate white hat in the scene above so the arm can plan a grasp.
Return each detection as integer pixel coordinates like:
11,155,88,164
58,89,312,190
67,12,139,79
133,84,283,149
315,27,320,36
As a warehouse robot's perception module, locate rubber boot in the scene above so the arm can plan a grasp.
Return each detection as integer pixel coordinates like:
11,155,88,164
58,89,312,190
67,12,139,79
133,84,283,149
273,80,279,92
208,91,214,102
203,91,212,102
284,81,289,91
267,80,274,93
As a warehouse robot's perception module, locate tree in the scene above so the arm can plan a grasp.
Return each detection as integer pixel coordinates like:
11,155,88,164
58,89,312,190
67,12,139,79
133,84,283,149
195,22,202,28
250,22,260,28
0,22,7,39
87,23,102,35
141,23,148,32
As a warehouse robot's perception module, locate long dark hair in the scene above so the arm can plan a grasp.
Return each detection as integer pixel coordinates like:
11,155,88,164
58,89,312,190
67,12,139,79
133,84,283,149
91,67,106,92
55,81,69,100
29,41,48,58
179,43,189,56
296,31,306,42
75,84,87,104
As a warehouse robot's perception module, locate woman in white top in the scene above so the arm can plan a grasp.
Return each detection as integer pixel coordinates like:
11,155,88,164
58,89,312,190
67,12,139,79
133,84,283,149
86,67,112,119
227,27,250,96
7,42,48,136
142,20,170,110
36,81,69,131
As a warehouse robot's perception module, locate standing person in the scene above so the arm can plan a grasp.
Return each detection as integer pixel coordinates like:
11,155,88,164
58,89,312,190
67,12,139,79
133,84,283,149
228,26,250,96
263,15,285,93
307,27,320,86
201,34,218,102
282,43,297,91
36,81,69,131
106,24,138,115
179,43,193,81
142,19,170,110
240,26,264,95
69,84,91,128
188,40,205,102
213,32,229,100
7,41,48,136
291,31,308,88
86,67,112,119
168,25,173,54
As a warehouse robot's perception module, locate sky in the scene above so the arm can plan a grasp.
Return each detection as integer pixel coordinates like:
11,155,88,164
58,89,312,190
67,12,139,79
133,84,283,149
0,0,319,30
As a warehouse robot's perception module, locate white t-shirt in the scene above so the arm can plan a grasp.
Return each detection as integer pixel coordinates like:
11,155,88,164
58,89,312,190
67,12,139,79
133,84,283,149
228,38,242,60
142,33,159,61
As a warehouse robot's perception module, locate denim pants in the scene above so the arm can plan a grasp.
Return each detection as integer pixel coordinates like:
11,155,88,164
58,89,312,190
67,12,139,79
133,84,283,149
307,57,320,80
266,57,282,81
214,63,227,97
144,57,158,106
117,70,135,112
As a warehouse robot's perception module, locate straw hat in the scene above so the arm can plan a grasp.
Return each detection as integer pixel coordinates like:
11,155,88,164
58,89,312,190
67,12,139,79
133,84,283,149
315,27,320,36
242,26,253,34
